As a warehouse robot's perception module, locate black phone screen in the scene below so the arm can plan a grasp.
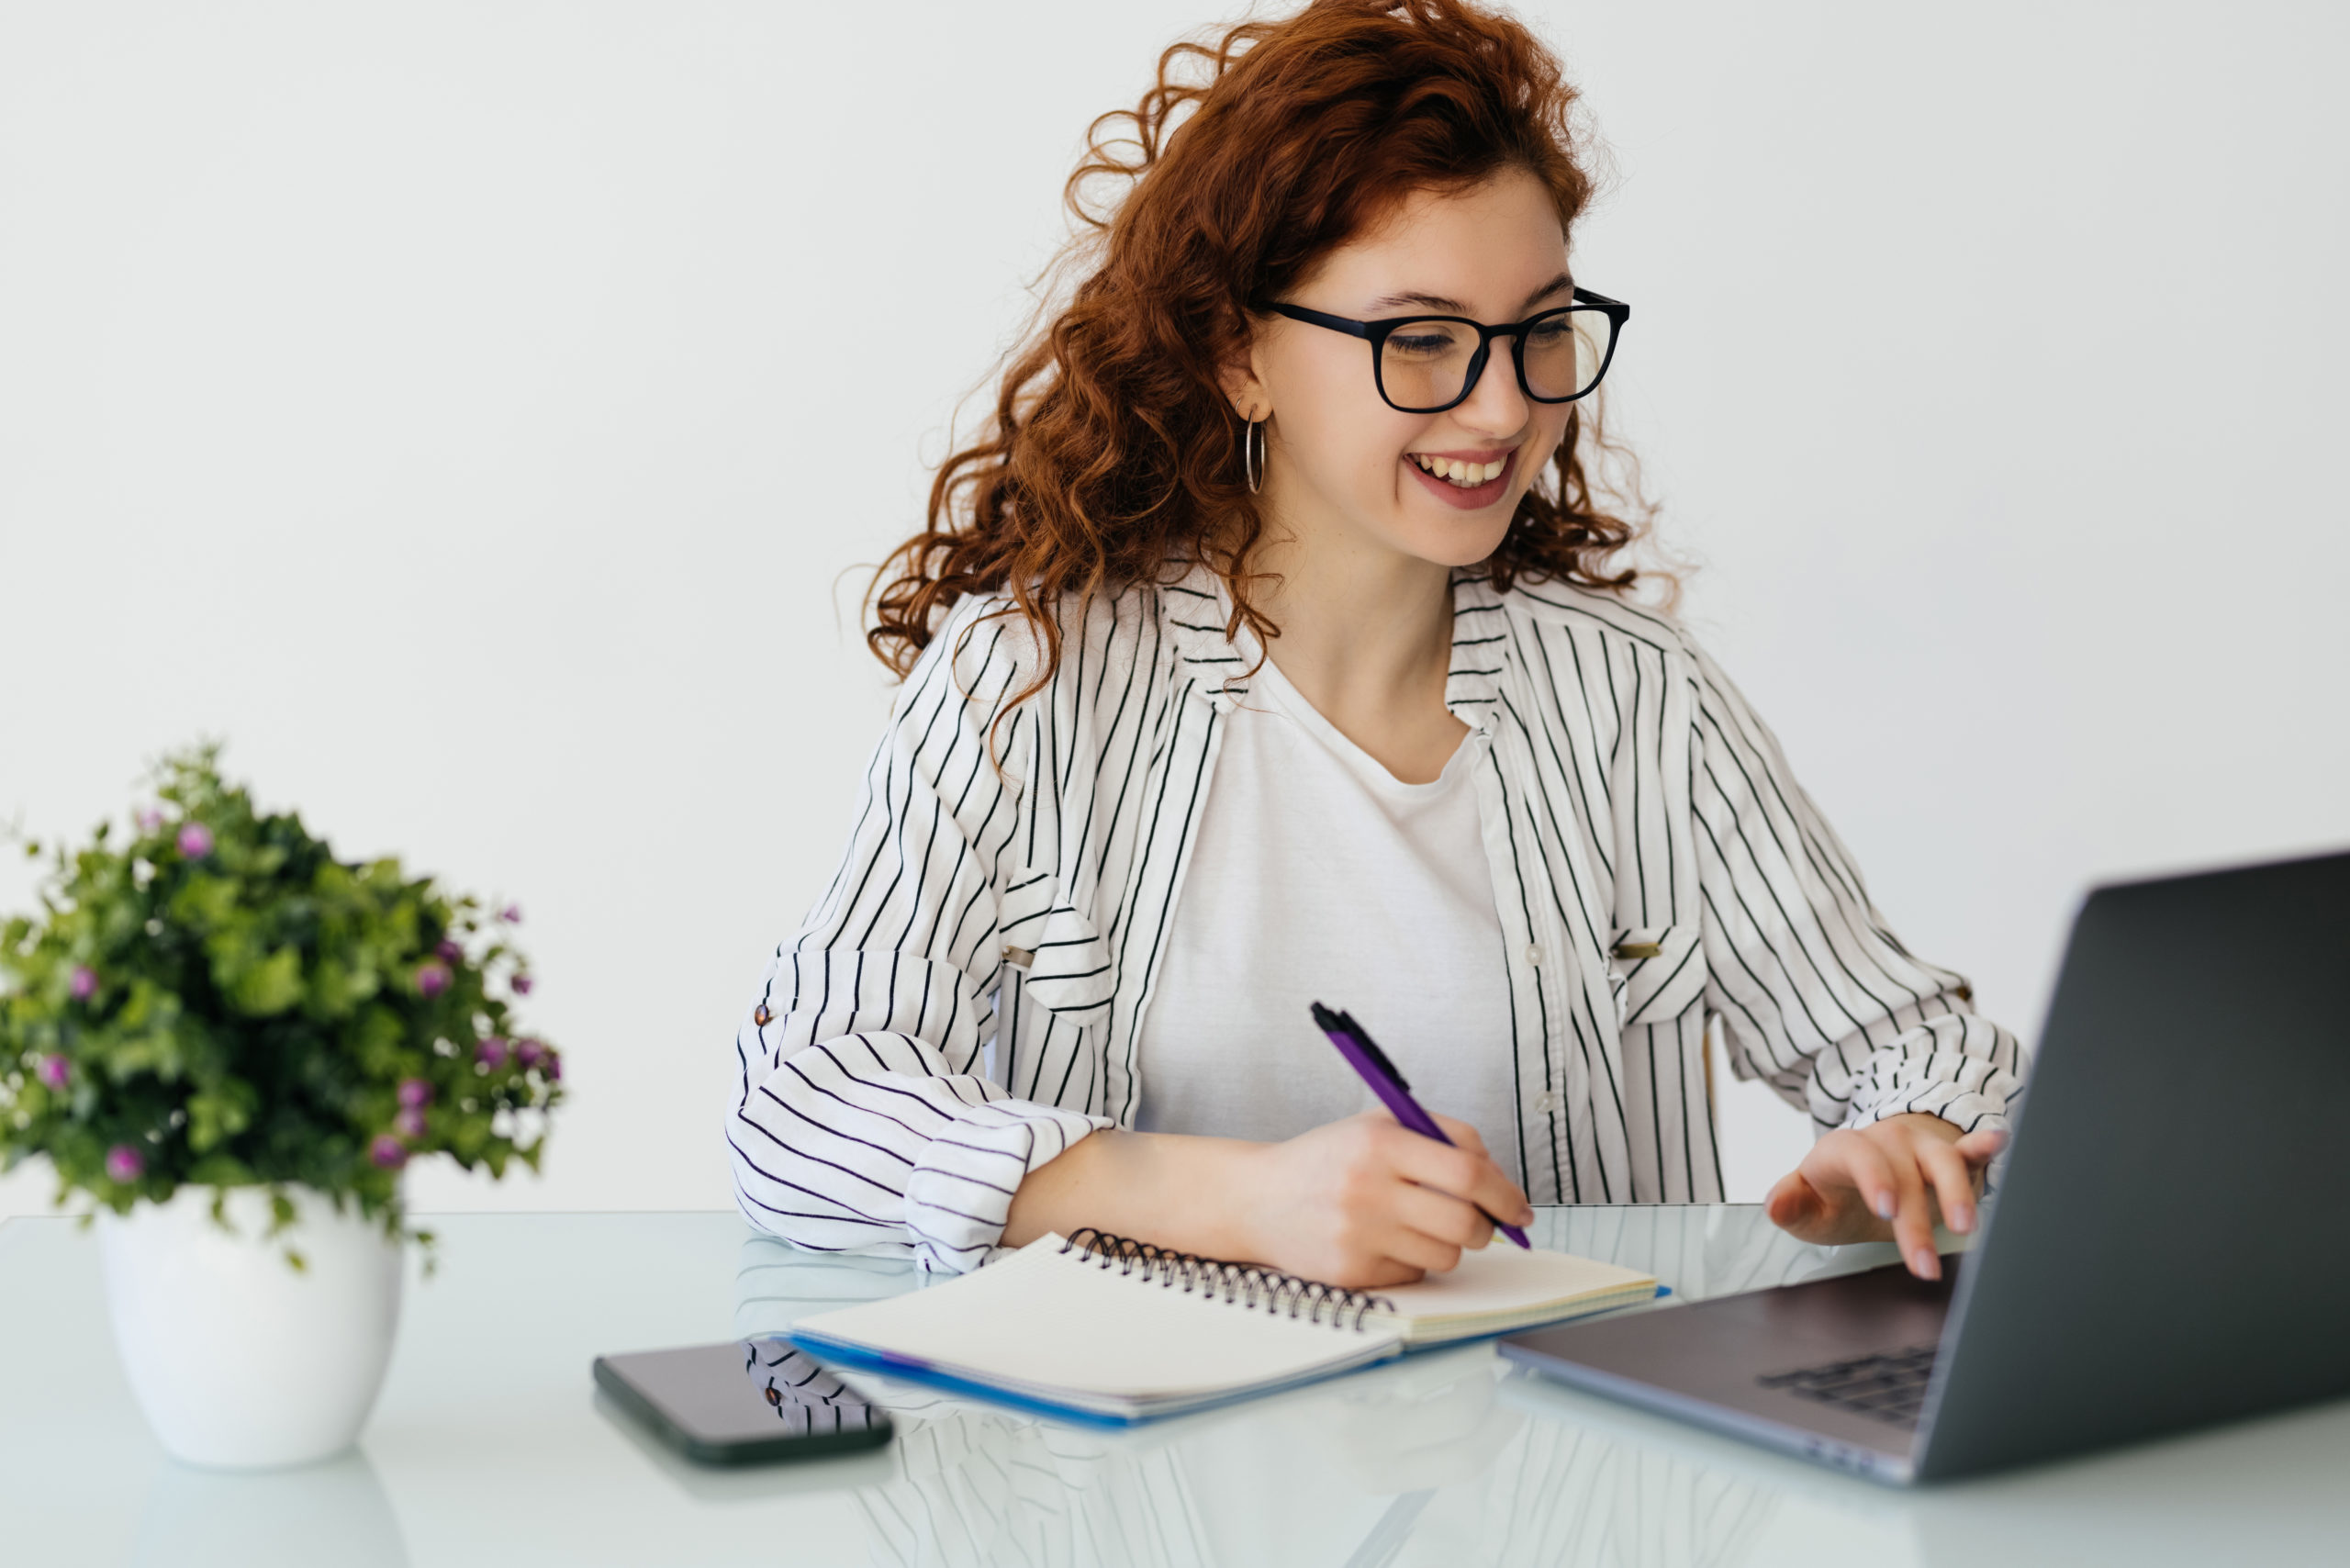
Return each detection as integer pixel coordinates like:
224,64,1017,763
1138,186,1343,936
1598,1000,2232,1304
594,1338,892,1464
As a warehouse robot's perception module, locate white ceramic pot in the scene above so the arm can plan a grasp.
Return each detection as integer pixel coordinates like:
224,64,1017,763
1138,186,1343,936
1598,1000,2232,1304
97,1183,405,1470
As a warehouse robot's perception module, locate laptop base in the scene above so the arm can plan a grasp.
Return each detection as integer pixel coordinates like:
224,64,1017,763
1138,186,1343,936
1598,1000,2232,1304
1501,1260,1953,1486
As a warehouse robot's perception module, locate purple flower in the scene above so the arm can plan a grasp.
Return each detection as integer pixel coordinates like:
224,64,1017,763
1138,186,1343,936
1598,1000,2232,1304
105,1144,145,1182
543,1051,562,1082
510,973,533,997
393,1107,427,1140
515,1037,545,1069
177,823,214,858
37,1054,70,1091
397,1077,432,1109
414,961,452,999
476,1036,509,1069
370,1135,408,1170
498,903,522,924
435,939,463,963
136,806,163,833
70,965,98,1001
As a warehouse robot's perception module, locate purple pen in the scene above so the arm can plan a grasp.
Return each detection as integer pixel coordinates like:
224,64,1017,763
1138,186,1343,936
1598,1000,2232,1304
1310,1001,1532,1249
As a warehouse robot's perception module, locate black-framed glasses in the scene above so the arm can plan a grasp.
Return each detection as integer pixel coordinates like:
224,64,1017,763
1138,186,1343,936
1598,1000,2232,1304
1255,286,1629,414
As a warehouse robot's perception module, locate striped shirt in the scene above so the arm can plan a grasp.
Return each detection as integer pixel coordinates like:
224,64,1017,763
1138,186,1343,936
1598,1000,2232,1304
727,566,2025,1272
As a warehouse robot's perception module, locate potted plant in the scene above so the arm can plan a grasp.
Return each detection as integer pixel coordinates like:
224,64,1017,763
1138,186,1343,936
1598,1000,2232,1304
0,745,563,1469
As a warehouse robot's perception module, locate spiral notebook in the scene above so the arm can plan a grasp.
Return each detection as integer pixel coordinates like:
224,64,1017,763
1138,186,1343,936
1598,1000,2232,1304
788,1229,1660,1424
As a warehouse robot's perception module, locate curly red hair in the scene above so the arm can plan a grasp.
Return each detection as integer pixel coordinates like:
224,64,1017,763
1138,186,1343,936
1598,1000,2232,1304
869,0,1656,687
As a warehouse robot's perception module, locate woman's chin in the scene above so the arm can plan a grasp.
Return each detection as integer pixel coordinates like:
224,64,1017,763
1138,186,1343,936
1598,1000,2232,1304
1289,483,1518,573
1390,513,1516,572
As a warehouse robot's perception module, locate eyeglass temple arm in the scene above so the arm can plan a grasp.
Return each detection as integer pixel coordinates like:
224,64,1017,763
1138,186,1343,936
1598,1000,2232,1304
1572,286,1630,320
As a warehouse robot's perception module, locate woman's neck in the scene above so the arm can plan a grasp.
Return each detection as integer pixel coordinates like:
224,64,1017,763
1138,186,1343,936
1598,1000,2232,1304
1248,519,1469,786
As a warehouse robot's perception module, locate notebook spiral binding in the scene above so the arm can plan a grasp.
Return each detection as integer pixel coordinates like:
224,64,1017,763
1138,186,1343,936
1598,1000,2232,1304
1061,1228,1398,1331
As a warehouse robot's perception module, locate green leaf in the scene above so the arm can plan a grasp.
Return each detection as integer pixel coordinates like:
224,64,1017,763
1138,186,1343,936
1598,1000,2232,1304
173,875,239,931
229,946,303,1016
187,1153,254,1187
186,1083,257,1152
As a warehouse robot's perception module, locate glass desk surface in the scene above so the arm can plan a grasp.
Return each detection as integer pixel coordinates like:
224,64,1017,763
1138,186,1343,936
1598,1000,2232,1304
3,1205,2344,1567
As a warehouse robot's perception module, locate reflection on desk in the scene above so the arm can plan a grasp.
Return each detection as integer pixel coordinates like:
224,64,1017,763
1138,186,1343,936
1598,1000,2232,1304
729,1204,1859,1566
3,1206,2345,1568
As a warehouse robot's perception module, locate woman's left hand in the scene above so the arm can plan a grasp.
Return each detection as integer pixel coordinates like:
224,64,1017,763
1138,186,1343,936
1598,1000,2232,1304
1764,1113,2007,1281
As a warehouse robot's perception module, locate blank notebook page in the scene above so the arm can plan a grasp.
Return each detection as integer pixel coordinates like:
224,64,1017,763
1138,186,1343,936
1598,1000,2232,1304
792,1236,1394,1403
1368,1245,1659,1344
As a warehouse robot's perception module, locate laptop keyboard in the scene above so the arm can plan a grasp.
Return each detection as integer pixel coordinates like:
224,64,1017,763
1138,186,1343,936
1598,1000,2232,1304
1756,1343,1941,1427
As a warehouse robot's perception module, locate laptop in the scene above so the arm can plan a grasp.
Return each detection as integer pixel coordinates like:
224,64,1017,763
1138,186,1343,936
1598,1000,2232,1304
1499,849,2350,1484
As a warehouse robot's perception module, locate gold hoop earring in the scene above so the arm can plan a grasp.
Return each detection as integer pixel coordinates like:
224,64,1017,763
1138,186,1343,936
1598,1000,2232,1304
1245,417,1265,495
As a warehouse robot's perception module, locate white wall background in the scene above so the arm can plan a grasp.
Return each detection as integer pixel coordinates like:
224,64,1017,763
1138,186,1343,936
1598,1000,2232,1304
4,1,2344,1221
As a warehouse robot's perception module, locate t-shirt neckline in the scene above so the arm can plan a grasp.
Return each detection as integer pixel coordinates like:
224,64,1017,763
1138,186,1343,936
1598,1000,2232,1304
1243,655,1482,800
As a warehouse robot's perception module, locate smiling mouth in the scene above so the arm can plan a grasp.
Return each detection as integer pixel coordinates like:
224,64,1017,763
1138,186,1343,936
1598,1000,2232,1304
1409,452,1508,488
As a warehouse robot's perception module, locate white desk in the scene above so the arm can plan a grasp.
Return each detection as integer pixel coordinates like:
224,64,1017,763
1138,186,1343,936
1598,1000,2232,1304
3,1205,2344,1565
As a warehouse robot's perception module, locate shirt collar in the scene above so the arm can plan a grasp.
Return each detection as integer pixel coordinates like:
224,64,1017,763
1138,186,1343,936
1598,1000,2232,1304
1444,570,1509,732
1160,564,1259,711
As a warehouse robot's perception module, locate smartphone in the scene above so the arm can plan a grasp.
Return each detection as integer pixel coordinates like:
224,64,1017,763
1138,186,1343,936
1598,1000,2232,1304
593,1338,894,1465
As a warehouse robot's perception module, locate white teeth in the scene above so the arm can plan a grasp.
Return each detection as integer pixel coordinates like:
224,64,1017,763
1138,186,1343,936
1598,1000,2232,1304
1411,454,1507,487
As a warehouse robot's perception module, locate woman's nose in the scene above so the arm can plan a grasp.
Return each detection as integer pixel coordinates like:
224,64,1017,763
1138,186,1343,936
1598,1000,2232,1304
1456,339,1532,437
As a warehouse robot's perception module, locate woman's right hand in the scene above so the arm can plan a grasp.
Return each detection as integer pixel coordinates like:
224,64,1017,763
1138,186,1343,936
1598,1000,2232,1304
1236,1110,1534,1288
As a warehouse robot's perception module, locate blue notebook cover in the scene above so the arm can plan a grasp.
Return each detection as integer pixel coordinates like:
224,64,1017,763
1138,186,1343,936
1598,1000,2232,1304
786,1327,1408,1428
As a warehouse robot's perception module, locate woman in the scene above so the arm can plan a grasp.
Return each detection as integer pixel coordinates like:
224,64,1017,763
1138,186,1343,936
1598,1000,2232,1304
727,0,2022,1288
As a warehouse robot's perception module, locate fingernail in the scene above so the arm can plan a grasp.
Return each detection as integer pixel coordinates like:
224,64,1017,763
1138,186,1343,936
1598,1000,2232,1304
1951,1204,1975,1234
1912,1249,1941,1280
1873,1193,1896,1221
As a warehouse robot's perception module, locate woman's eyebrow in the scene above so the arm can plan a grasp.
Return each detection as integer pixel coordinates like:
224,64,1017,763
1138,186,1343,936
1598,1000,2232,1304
1520,271,1573,308
1362,272,1574,317
1364,289,1468,314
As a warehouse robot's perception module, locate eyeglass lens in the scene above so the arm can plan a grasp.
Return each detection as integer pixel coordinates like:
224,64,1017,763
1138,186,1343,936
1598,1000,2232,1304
1378,308,1613,412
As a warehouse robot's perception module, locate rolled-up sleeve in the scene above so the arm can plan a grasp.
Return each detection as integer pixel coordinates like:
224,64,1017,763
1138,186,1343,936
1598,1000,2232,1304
1686,641,2025,1137
726,598,1111,1272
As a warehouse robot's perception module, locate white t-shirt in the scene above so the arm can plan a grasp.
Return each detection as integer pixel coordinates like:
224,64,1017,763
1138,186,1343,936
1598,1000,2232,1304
1133,655,1521,1184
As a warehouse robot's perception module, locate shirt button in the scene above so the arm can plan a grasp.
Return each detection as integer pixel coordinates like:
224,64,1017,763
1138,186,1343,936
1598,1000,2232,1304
1537,1091,1565,1114
1525,944,1543,967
